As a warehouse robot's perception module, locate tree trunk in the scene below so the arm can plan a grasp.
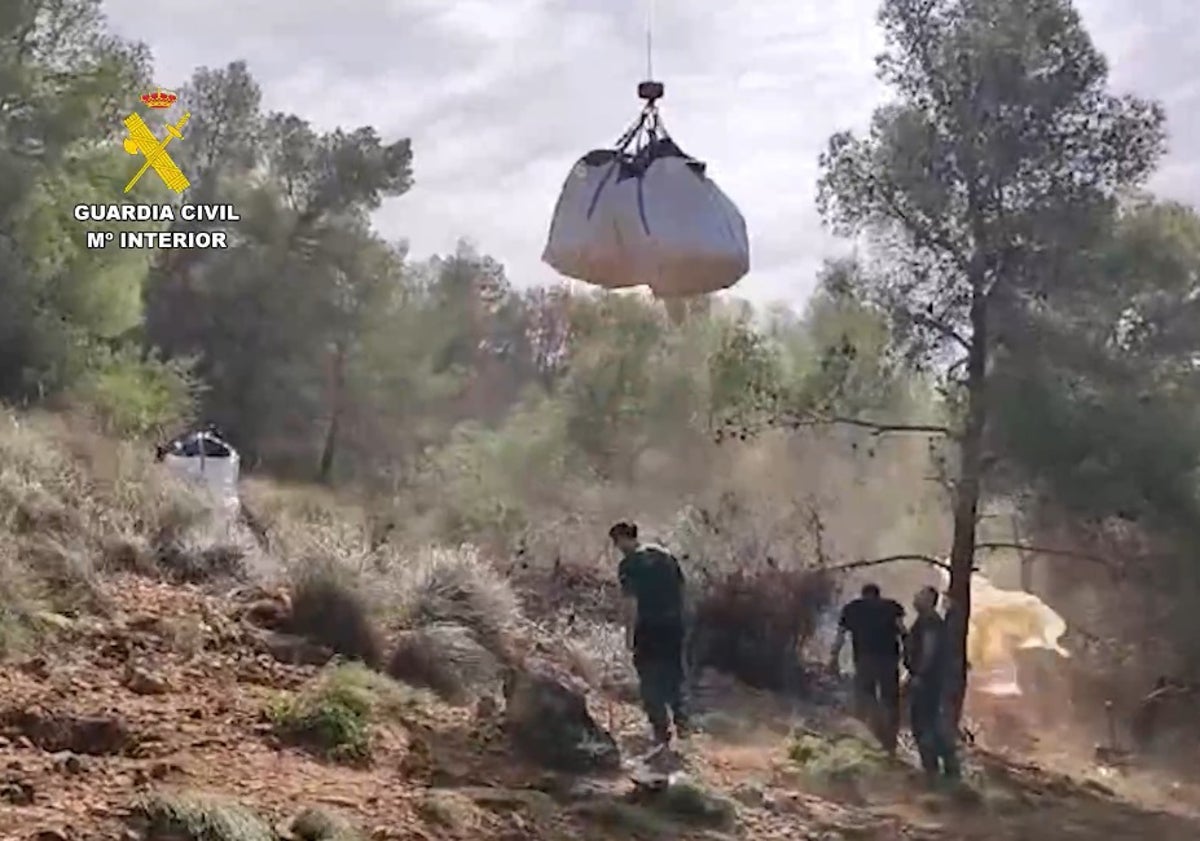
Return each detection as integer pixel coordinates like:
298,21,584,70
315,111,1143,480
946,288,989,727
317,412,340,485
1014,515,1035,593
318,342,346,484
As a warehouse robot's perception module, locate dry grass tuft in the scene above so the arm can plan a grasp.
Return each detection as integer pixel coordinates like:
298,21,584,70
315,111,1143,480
288,558,383,668
386,622,502,704
0,409,254,655
239,478,371,562
287,806,367,840
129,789,274,841
391,544,521,658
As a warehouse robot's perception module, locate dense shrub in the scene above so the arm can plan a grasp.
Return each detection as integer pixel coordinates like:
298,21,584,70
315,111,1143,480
690,566,836,691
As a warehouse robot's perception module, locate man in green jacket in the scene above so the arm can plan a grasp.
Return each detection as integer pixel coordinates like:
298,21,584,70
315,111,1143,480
905,586,960,784
611,521,690,747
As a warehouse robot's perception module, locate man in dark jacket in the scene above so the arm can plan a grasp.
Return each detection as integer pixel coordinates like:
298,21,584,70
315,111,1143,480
830,583,906,753
611,521,689,747
905,586,960,783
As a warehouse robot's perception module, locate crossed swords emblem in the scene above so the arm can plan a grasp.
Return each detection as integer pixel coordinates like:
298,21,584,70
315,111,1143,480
122,111,191,194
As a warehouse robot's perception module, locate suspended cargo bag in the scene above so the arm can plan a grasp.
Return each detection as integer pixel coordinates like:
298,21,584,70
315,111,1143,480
542,82,749,297
635,138,749,298
542,149,644,290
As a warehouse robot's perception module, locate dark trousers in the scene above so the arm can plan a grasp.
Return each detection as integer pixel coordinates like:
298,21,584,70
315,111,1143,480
852,654,900,752
909,681,959,779
633,621,688,743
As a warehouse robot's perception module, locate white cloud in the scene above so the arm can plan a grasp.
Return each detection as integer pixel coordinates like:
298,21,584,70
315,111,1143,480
100,0,1200,306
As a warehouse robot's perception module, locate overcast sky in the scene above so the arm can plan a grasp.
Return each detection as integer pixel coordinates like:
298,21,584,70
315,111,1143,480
99,0,1200,306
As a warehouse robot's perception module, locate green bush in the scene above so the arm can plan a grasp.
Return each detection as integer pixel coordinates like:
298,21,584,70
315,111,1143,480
428,396,571,544
788,732,888,783
650,781,738,830
71,346,199,438
268,662,424,763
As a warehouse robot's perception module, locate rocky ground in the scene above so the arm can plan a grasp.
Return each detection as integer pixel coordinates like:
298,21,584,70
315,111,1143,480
3,573,1200,841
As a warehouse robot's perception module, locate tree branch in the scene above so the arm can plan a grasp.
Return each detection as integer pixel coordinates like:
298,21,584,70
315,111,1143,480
876,188,970,275
906,310,971,350
828,542,1171,583
827,554,953,573
717,412,955,444
785,414,955,437
974,541,1118,570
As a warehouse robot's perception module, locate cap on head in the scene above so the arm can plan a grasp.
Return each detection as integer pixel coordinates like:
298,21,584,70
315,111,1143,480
861,583,881,598
608,521,638,542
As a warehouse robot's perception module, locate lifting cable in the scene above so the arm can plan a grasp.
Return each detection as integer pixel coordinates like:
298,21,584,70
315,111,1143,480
645,0,655,80
618,0,664,154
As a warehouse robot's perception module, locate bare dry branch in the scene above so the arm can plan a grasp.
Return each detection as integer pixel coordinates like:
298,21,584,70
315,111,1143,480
974,541,1119,570
827,554,953,573
779,414,955,438
828,541,1171,582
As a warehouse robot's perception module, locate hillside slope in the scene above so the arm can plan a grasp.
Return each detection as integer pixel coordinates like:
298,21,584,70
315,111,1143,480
4,572,1200,840
0,417,1199,841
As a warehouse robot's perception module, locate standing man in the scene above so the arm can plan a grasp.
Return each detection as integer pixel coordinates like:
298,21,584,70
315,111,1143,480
611,521,690,747
830,583,906,754
905,586,960,784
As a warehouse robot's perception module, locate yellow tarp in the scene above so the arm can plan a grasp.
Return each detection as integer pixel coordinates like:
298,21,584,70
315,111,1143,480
939,570,1069,696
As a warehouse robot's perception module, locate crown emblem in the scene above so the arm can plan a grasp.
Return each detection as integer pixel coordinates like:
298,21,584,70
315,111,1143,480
141,88,178,109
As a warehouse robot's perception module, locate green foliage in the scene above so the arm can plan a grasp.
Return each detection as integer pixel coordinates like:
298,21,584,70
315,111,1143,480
0,0,153,399
991,200,1200,530
815,0,1175,694
560,295,665,476
818,0,1166,375
795,266,905,414
987,200,1200,663
268,662,418,764
4,0,1200,675
708,317,783,418
430,396,570,541
0,0,926,511
789,732,888,783
270,689,371,764
134,59,414,476
71,348,199,438
647,781,739,829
